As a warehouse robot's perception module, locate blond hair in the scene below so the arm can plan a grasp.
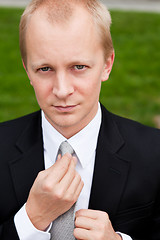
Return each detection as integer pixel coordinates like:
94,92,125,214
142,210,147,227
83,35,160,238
19,0,114,66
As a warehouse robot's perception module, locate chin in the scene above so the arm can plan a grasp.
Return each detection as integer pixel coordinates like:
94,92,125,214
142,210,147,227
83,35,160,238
48,115,77,128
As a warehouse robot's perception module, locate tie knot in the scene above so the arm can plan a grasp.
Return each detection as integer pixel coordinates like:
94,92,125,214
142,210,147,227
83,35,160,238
59,141,74,156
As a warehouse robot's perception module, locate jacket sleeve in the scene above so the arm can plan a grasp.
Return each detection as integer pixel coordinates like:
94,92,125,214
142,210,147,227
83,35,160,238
0,217,19,240
150,191,160,240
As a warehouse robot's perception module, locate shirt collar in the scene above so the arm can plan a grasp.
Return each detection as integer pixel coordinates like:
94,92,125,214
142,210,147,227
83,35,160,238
42,103,102,168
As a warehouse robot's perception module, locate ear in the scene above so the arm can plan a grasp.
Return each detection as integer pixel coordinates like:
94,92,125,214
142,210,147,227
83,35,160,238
22,60,33,86
101,51,115,82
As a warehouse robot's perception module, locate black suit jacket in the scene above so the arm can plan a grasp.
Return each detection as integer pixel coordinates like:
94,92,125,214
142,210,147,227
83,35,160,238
1,105,160,240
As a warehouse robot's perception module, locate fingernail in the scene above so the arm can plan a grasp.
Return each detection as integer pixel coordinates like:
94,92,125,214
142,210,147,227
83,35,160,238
65,152,72,158
72,156,77,164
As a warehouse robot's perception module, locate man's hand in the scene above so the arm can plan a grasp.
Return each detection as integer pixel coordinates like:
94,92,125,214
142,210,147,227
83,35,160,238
74,209,122,240
26,153,84,231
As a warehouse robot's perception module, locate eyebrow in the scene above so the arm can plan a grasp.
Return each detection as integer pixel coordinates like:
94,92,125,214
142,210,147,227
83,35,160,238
69,60,94,66
31,63,50,70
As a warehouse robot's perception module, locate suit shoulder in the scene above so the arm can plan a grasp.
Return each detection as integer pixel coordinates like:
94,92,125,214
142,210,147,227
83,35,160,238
0,111,41,126
0,111,41,139
113,112,160,137
101,105,160,147
102,105,160,135
112,112,160,158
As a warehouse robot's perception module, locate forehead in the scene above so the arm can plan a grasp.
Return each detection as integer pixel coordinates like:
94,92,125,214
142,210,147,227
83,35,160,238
25,5,103,63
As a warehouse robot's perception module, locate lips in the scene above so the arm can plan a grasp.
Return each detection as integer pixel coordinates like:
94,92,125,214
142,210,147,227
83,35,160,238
54,105,77,112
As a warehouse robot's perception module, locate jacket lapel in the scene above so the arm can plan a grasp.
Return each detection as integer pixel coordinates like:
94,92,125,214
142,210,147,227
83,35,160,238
8,111,44,207
89,105,130,220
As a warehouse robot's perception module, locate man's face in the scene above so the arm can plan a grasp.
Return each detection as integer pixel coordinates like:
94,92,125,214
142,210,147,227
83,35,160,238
25,6,114,138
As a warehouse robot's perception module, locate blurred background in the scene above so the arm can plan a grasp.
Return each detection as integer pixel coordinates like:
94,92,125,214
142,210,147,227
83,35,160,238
0,0,160,127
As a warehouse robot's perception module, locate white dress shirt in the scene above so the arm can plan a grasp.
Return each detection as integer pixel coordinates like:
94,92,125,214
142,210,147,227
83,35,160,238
14,104,132,240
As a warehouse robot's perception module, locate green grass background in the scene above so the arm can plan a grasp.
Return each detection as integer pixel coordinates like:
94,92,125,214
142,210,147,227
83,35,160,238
0,7,160,127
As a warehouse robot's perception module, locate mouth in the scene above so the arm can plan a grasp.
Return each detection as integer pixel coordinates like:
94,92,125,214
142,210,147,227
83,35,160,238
54,105,77,112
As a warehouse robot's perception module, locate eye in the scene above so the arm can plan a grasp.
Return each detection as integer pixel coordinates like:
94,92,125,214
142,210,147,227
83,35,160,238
39,67,51,72
73,65,86,70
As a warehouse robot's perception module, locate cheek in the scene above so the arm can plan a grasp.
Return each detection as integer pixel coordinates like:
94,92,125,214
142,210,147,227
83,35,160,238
32,80,53,102
78,75,101,97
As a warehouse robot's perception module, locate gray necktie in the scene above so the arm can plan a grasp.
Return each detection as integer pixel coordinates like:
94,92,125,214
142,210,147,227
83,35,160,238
50,141,76,240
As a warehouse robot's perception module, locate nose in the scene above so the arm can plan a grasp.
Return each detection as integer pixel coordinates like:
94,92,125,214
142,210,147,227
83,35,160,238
52,72,74,99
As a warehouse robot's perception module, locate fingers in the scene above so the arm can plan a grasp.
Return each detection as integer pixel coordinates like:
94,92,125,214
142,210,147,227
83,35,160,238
74,210,119,240
43,153,83,207
75,209,107,229
26,153,83,231
59,156,77,188
59,156,84,204
46,153,74,183
66,172,84,202
75,215,94,230
75,209,107,219
74,228,90,240
74,215,93,240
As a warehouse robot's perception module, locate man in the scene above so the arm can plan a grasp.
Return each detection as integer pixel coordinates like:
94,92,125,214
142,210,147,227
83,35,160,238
0,0,160,239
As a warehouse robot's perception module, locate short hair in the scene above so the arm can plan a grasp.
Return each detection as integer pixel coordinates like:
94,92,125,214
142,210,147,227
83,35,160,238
19,0,114,66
